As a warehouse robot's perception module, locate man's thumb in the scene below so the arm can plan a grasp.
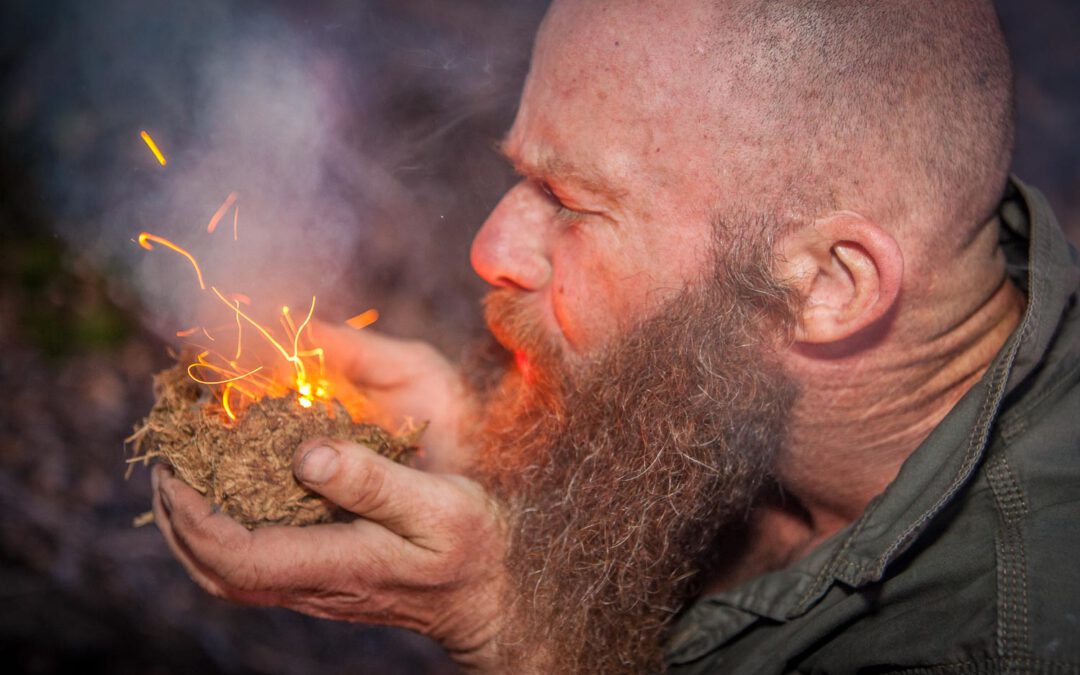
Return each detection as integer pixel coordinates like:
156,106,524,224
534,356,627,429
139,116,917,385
293,438,451,542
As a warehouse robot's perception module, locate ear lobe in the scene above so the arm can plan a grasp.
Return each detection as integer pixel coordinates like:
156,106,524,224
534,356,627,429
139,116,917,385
776,212,904,345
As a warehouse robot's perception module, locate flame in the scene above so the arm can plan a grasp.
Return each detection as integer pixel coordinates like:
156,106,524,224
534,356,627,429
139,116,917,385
140,130,167,166
137,232,206,290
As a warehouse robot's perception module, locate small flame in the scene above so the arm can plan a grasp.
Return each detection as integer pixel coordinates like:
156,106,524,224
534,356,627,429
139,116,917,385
140,130,167,166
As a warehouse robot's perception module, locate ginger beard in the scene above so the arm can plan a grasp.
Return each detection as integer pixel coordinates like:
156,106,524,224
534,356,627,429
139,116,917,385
468,225,801,674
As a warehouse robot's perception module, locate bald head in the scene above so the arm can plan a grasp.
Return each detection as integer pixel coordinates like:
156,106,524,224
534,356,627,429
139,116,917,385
535,0,1013,244
725,0,1014,237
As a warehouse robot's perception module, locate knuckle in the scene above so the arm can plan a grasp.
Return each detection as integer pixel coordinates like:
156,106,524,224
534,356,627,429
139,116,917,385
217,556,260,591
342,460,390,515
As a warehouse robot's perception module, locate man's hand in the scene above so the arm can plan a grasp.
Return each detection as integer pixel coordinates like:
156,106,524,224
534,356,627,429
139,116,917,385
151,438,507,670
312,321,475,473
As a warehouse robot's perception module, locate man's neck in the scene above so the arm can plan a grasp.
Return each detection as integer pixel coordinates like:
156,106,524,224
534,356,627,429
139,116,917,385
706,273,1025,593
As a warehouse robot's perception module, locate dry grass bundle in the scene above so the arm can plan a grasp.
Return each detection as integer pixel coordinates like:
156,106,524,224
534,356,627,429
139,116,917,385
128,363,417,529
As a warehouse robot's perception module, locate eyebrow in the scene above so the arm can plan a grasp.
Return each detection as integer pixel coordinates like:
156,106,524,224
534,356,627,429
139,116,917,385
496,137,626,201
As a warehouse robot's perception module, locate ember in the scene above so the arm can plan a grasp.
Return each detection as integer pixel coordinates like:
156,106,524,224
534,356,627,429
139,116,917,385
127,130,416,528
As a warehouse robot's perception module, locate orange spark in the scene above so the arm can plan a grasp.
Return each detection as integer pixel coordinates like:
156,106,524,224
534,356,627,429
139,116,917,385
233,203,239,241
291,297,317,366
232,300,243,360
140,130,167,166
137,232,206,289
211,287,294,364
187,362,264,385
226,293,252,306
175,327,198,337
201,327,216,342
221,383,237,421
206,192,238,233
345,309,379,330
281,305,298,340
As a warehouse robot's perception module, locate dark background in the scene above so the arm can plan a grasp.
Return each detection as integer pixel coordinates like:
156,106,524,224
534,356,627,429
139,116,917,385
1,1,1077,673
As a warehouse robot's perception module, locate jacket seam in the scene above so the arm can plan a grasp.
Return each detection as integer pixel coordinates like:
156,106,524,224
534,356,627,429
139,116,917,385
986,451,1033,670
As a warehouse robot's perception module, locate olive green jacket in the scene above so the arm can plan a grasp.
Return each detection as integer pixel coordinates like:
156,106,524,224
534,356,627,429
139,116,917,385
666,180,1080,675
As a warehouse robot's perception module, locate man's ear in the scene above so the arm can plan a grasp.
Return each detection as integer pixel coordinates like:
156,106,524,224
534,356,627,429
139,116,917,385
775,212,903,345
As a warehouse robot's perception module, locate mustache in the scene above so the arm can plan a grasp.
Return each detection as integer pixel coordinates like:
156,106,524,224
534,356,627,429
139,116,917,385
482,289,563,367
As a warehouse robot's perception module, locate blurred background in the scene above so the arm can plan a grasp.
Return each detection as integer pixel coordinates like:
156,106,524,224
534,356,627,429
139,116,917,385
0,1,1076,673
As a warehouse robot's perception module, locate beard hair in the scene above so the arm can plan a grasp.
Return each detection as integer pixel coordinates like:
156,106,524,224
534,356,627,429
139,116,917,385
466,221,802,674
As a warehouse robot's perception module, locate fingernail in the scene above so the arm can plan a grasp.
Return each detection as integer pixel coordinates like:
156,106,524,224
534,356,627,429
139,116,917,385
297,446,338,485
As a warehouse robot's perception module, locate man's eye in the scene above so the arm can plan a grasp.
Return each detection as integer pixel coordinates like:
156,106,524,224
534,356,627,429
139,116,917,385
539,181,583,221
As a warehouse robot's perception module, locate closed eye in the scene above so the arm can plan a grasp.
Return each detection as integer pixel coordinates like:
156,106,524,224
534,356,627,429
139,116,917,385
539,181,587,221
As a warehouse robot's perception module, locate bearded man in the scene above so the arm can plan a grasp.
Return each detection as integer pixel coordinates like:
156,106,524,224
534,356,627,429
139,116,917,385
151,0,1080,673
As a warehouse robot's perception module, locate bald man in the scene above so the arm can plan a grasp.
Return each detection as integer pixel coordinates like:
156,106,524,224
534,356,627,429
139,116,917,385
151,1,1080,673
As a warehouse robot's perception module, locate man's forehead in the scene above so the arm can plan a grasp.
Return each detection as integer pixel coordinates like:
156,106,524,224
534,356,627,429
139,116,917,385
497,133,625,198
502,0,763,218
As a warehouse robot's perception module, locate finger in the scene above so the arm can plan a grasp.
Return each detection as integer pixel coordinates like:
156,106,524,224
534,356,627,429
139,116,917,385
310,320,437,389
152,465,239,599
294,438,475,549
158,466,416,597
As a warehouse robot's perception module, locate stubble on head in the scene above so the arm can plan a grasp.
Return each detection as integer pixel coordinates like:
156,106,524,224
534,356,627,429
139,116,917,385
467,218,801,674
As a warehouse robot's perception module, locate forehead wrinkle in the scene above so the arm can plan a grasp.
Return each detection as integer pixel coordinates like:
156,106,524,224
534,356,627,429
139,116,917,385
498,136,627,202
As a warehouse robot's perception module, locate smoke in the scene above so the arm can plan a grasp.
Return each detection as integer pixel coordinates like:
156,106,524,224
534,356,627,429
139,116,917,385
6,0,545,351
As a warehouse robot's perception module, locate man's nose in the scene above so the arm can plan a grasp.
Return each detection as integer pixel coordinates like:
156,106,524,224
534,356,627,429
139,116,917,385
470,181,554,291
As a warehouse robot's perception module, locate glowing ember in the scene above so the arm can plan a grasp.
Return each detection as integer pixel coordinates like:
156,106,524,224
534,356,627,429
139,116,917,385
140,130,167,166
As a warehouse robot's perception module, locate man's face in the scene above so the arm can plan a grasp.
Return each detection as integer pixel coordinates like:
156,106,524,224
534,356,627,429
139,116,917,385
470,1,731,359
466,6,800,673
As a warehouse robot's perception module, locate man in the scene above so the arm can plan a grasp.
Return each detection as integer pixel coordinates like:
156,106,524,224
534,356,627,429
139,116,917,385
151,0,1080,672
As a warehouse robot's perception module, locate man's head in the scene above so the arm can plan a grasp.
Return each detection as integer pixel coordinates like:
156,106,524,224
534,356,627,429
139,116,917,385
468,0,1015,671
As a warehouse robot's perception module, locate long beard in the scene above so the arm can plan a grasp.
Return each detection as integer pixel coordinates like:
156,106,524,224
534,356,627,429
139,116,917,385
467,227,800,674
